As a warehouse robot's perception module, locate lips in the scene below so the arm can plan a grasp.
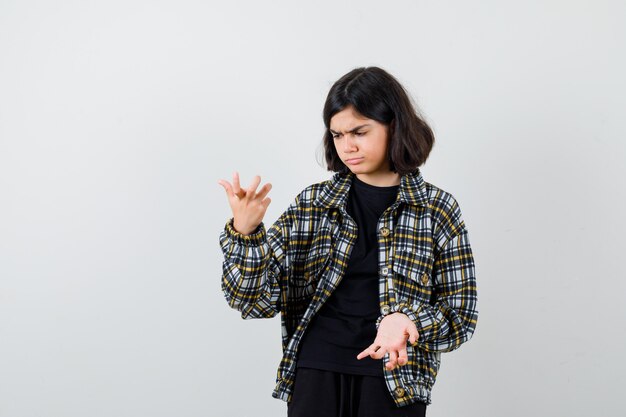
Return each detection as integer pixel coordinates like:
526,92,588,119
346,157,364,164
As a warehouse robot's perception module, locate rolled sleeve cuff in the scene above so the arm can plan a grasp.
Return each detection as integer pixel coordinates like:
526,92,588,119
224,217,266,246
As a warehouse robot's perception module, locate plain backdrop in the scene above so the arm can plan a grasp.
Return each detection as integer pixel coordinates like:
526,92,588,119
1,1,625,416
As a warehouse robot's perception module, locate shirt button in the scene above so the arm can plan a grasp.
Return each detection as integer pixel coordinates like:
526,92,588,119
394,386,406,398
421,273,429,285
380,227,390,237
381,267,389,275
381,304,390,314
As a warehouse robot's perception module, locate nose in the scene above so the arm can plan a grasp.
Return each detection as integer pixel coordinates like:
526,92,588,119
342,134,358,152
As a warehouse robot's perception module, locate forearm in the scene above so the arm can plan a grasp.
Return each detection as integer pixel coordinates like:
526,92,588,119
220,218,281,318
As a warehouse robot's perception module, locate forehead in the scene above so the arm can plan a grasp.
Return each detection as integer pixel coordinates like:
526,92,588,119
330,106,372,129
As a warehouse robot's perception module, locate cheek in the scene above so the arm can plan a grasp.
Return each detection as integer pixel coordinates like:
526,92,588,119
373,140,388,157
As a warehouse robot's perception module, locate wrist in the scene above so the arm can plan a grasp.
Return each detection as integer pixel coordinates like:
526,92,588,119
225,218,266,245
233,220,255,235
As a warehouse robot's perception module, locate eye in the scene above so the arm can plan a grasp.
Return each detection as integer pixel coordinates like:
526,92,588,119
355,131,365,136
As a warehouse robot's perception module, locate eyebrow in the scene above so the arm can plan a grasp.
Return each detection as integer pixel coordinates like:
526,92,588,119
329,124,371,135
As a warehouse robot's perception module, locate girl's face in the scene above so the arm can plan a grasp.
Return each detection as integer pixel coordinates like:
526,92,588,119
330,105,398,185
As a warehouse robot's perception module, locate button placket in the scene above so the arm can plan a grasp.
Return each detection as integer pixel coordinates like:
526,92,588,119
379,216,395,320
380,263,394,316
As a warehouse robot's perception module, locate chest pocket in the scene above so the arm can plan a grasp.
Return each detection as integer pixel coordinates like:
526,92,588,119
392,248,435,300
303,228,333,283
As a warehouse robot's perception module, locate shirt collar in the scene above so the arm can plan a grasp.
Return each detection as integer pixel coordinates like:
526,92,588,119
312,168,429,209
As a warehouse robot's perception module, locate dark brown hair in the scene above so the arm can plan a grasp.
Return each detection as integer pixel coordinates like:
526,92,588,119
319,66,435,175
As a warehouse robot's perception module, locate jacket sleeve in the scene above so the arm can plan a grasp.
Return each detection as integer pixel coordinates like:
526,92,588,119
375,199,479,353
218,194,300,319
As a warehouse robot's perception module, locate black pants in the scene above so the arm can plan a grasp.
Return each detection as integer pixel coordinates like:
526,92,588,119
287,367,427,417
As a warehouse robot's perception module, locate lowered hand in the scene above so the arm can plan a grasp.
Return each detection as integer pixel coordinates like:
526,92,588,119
356,312,419,371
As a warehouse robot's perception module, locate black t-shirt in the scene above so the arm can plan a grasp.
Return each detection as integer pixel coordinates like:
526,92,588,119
296,175,400,376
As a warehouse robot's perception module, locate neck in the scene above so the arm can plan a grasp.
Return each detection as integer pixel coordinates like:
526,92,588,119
355,172,401,187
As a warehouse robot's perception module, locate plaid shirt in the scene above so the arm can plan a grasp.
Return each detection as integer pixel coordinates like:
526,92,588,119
219,168,478,407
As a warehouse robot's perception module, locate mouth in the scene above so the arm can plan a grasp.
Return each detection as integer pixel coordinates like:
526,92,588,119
345,157,364,164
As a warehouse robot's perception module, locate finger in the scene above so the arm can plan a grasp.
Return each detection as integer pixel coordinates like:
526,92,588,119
356,344,376,359
261,197,272,209
217,180,233,197
232,172,243,197
221,180,245,201
256,182,272,200
409,326,419,345
220,181,240,201
371,345,386,360
386,350,398,369
357,350,372,360
232,172,239,193
247,175,262,198
397,347,408,366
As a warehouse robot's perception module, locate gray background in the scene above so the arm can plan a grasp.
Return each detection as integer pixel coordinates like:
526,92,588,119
1,1,625,416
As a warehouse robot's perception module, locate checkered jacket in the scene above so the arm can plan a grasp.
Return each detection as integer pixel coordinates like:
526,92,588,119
218,168,479,407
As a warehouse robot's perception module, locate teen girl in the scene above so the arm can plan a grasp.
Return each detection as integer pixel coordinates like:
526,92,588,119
218,66,479,417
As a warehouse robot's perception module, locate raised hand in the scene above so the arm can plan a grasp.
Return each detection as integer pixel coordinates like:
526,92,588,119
217,171,273,235
356,313,419,371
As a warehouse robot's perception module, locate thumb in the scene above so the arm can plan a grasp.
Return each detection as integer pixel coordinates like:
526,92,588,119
217,180,233,197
